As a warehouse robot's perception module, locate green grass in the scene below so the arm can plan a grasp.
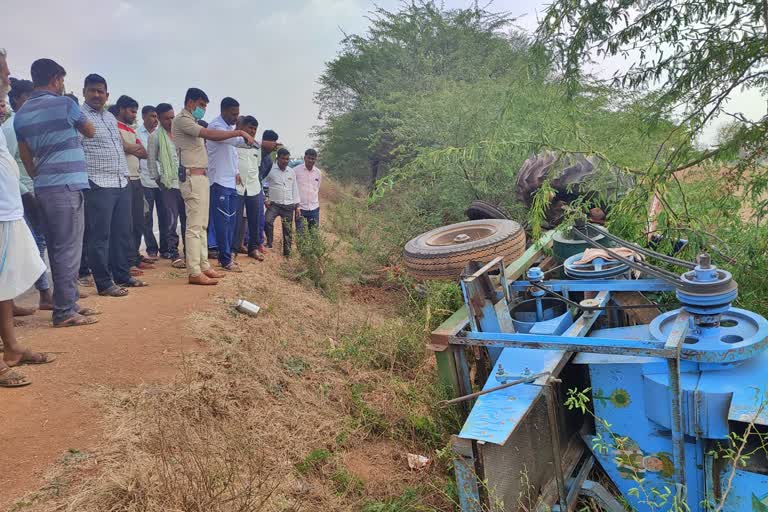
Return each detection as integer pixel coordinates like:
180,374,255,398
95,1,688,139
295,448,333,475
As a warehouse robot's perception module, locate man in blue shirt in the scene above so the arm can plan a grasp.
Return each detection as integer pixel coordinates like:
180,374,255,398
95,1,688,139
14,58,99,327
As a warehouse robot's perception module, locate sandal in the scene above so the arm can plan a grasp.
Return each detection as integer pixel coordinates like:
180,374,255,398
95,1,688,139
143,255,158,263
130,267,144,276
248,250,265,261
171,258,186,269
0,367,30,387
221,262,243,273
117,278,149,288
77,307,101,317
137,261,155,270
99,285,129,297
53,314,99,328
7,350,57,367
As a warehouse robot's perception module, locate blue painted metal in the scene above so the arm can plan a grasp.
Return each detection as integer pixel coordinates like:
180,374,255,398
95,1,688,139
450,245,768,511
452,437,482,512
509,278,674,293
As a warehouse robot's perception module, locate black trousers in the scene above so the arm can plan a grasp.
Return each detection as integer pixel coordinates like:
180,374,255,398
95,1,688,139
234,192,265,253
143,186,169,256
265,202,295,256
161,187,187,259
84,183,133,292
128,179,145,266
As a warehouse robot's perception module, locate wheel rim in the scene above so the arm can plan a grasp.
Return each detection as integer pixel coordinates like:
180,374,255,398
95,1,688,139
425,224,498,246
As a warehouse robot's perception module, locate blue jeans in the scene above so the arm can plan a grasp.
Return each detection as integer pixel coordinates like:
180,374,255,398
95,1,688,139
24,216,50,291
211,183,239,266
295,207,320,234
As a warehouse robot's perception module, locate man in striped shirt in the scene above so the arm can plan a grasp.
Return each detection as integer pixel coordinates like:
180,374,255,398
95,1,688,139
14,58,99,327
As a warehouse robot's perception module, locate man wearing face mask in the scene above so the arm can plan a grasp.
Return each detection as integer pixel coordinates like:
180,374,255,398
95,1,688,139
14,58,99,327
172,88,254,285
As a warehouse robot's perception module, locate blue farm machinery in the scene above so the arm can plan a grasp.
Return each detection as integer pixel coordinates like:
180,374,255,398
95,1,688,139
421,222,768,512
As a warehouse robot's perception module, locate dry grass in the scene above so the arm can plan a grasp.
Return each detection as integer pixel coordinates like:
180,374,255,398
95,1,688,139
12,184,455,512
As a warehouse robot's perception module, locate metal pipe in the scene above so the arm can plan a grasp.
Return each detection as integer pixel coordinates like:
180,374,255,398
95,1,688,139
439,372,549,406
535,297,544,322
451,331,677,359
665,311,690,496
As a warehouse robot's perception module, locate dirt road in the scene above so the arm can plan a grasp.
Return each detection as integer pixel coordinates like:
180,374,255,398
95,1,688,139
1,260,220,509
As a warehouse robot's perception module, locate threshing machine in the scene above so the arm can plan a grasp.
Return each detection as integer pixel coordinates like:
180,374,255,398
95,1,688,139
430,223,768,511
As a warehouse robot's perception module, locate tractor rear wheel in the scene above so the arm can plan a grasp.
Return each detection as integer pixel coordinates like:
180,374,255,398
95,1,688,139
404,219,526,280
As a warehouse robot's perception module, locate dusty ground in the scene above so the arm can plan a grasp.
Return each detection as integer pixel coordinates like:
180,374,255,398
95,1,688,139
2,257,217,509
2,196,452,511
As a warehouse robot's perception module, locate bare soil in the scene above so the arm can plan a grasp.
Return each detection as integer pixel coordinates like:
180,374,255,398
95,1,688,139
2,262,213,509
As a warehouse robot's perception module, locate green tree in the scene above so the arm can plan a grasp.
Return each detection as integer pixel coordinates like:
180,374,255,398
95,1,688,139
537,0,768,200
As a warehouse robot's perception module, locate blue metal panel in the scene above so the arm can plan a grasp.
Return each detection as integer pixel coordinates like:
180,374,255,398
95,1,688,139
719,469,768,511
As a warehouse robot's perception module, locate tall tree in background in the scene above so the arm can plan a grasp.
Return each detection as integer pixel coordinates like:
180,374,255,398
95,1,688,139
538,0,768,181
315,1,530,185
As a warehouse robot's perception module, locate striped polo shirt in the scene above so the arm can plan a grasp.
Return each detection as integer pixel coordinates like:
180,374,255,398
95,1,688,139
13,91,89,196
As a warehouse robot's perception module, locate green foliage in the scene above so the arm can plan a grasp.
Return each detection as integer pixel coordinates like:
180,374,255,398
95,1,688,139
295,227,339,300
329,321,425,374
348,383,389,437
330,468,364,496
295,448,332,475
362,488,432,512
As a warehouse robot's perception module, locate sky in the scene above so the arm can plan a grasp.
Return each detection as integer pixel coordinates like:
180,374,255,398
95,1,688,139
3,0,762,150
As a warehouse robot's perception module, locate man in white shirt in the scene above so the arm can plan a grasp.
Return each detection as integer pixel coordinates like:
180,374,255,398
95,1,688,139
2,77,53,313
206,97,244,271
0,48,57,387
263,148,300,257
293,148,322,234
233,115,265,261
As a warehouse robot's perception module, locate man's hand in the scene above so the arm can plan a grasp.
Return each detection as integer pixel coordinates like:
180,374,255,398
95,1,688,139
236,175,242,186
238,130,255,146
264,199,271,208
295,208,301,219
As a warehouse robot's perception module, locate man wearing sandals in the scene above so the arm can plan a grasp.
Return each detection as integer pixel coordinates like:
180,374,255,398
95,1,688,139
0,49,63,388
147,103,187,270
172,88,254,285
13,58,101,327
80,74,146,296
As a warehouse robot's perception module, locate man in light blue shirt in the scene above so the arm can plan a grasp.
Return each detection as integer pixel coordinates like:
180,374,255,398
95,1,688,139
206,97,244,271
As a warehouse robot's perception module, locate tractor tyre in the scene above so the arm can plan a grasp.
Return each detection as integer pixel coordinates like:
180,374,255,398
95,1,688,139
403,219,526,280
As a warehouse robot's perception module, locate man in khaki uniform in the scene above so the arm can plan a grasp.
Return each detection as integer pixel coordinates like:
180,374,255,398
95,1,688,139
172,88,254,285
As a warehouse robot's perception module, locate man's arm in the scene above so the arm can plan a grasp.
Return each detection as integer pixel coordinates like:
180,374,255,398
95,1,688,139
77,119,96,138
69,100,95,138
18,141,37,177
199,127,254,145
123,139,148,159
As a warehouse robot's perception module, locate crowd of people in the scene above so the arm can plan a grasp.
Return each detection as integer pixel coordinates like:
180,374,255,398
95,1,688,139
0,50,323,387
